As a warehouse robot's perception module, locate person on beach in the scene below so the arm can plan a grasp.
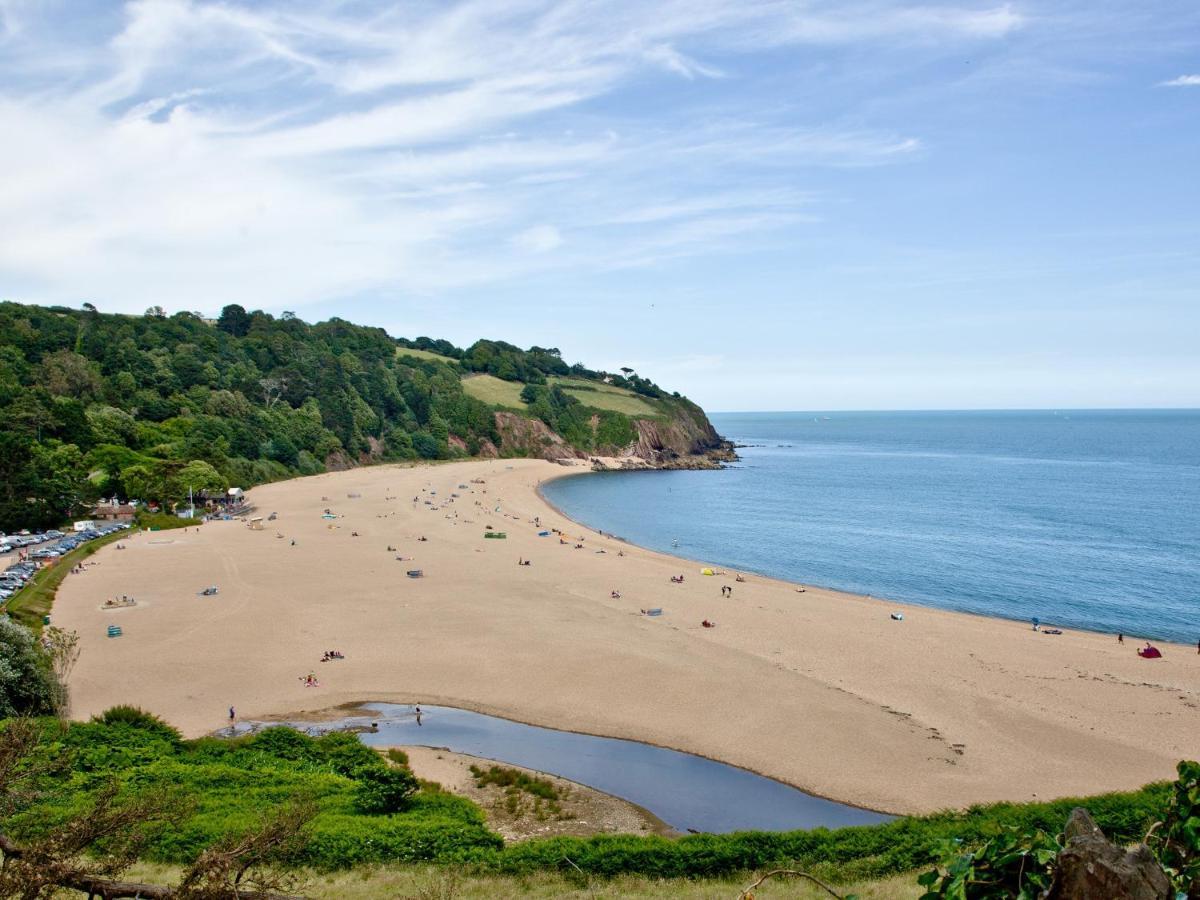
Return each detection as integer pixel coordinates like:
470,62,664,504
415,706,422,726
1118,633,1123,644
229,706,235,721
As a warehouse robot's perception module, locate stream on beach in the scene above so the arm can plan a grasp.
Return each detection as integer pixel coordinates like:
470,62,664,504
233,704,893,833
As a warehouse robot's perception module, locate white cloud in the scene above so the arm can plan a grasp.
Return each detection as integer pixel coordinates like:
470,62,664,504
0,0,1010,313
511,225,564,253
643,43,724,79
1160,74,1200,86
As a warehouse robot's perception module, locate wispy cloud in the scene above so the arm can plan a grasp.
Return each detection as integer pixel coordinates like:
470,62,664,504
1160,74,1200,86
0,0,1018,313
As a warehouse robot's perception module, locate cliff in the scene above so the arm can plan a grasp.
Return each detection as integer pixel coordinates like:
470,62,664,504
493,400,734,470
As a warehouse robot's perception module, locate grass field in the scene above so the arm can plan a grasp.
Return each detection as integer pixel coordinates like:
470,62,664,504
4,528,127,630
395,347,458,364
462,374,528,408
548,377,660,417
123,862,919,899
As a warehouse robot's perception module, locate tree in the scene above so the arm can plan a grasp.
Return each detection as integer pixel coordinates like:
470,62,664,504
259,376,287,409
120,464,161,504
38,350,101,400
0,619,63,717
144,305,167,319
217,304,252,338
29,441,89,524
171,460,225,504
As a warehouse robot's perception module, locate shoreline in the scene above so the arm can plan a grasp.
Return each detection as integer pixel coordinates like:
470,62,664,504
55,458,1200,815
535,467,1191,649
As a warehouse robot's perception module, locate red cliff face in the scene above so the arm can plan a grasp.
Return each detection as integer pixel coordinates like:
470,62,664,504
493,411,585,461
494,403,733,469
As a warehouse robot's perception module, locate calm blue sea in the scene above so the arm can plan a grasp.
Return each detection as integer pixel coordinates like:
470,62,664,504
542,410,1200,643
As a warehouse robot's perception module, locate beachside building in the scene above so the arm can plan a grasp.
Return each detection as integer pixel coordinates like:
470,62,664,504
92,498,136,520
197,487,246,512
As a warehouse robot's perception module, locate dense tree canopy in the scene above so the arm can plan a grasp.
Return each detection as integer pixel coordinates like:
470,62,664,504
0,302,687,533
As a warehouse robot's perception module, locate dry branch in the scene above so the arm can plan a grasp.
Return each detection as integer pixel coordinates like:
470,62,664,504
737,867,848,899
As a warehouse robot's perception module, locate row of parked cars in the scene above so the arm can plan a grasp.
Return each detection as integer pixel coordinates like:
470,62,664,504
0,530,66,552
0,522,132,603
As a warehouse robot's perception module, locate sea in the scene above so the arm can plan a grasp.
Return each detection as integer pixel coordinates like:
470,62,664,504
541,410,1200,644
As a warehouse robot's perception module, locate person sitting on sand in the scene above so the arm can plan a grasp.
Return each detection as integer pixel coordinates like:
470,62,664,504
702,619,715,628
611,590,621,599
735,574,745,582
1137,643,1162,659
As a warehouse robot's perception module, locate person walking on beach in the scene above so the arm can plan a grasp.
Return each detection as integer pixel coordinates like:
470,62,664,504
415,705,422,726
229,706,235,722
1118,633,1124,644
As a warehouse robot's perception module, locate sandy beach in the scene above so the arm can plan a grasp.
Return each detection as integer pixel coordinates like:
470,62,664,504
55,459,1199,815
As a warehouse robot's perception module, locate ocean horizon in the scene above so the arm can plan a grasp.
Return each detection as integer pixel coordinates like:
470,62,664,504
542,409,1200,644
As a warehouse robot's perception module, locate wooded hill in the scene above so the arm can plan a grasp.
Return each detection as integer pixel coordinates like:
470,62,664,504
0,302,722,532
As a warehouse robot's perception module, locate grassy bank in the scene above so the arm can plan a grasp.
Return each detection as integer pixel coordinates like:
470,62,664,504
4,529,127,630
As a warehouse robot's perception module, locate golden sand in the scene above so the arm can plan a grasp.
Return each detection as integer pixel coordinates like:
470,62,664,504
55,459,1200,814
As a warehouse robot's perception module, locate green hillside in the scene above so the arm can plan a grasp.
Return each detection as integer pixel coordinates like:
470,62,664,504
0,302,716,533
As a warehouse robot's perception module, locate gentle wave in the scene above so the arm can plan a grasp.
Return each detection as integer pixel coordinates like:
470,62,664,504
543,410,1200,643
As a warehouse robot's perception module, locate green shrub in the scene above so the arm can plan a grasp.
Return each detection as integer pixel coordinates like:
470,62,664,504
134,510,199,531
469,764,559,801
92,705,183,745
1153,759,1200,897
917,826,1059,899
354,767,420,814
316,730,386,777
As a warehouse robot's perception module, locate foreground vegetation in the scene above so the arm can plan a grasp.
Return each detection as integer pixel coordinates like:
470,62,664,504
120,863,923,898
0,706,1195,898
0,301,706,533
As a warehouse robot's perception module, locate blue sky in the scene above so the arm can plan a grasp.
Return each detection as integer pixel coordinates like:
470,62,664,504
0,0,1197,410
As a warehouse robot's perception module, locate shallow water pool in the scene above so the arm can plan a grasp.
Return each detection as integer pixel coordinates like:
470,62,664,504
238,703,892,833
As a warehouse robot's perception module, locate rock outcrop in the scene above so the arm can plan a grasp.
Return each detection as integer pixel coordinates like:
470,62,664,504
493,412,585,462
493,400,734,470
1045,808,1171,900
